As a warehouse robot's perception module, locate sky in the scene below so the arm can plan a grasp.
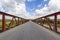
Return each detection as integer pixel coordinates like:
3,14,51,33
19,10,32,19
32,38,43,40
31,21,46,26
0,0,60,19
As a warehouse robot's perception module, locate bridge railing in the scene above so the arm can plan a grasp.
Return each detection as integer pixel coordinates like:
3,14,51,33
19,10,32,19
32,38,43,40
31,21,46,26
0,11,28,32
32,12,60,33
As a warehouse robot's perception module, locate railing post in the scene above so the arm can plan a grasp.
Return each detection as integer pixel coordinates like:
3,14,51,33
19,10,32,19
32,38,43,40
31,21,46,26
54,14,57,32
2,14,6,32
14,18,18,26
21,18,23,24
18,17,19,25
40,18,43,26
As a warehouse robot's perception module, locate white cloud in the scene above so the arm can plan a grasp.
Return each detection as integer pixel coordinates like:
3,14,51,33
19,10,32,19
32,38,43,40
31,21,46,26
0,2,5,12
36,5,48,14
35,0,60,17
35,5,49,17
27,0,35,2
0,0,35,19
44,0,48,1
37,4,42,8
49,0,60,11
4,0,10,3
0,0,60,19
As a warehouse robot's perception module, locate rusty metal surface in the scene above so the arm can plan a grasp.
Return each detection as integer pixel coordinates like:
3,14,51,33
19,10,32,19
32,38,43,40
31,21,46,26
32,11,60,33
0,11,29,32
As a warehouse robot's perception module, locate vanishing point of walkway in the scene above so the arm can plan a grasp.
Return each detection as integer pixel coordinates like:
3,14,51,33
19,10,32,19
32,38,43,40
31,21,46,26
0,21,60,40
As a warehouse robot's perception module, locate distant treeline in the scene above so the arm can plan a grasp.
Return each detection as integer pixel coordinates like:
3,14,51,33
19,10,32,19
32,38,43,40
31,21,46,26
0,19,11,22
49,19,60,24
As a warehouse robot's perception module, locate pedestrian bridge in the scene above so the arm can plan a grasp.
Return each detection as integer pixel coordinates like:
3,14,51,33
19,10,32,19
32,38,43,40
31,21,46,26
0,21,60,40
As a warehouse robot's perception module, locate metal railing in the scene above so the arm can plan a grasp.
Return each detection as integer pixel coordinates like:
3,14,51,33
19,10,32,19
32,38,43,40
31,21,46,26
0,11,28,32
32,12,60,33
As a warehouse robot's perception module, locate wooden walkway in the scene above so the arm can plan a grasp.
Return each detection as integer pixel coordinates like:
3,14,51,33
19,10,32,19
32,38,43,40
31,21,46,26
0,21,60,40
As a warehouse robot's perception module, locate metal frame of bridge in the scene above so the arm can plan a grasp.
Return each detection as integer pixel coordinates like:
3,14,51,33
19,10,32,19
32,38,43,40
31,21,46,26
0,11,28,32
32,12,60,33
0,11,60,33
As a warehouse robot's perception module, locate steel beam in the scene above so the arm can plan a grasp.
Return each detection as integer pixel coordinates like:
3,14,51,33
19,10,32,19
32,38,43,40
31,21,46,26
54,14,57,32
2,14,6,32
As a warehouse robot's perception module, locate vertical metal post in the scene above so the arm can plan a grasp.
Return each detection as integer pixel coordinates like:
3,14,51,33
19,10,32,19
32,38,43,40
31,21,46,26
18,17,19,25
23,19,25,23
15,18,18,26
54,14,57,32
2,14,6,32
40,18,43,26
21,18,23,24
39,19,41,25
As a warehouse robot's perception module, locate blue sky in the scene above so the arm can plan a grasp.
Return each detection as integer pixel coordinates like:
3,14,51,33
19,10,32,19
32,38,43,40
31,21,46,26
0,0,60,19
25,0,50,13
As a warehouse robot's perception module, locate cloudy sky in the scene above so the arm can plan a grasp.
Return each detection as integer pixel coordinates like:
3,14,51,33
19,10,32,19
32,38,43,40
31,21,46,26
0,0,60,19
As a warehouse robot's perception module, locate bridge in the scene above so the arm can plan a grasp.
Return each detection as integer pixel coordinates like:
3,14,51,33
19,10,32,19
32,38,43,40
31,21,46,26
0,11,60,40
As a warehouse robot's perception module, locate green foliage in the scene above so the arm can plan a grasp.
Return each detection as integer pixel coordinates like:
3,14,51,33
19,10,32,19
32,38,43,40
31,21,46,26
0,19,18,30
43,18,60,28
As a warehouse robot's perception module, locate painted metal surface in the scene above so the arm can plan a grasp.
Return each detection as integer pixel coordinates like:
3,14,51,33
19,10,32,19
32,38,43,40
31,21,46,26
32,12,60,33
0,11,28,32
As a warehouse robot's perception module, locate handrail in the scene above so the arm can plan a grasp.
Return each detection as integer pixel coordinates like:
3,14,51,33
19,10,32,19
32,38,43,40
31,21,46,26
32,11,60,33
0,11,29,32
